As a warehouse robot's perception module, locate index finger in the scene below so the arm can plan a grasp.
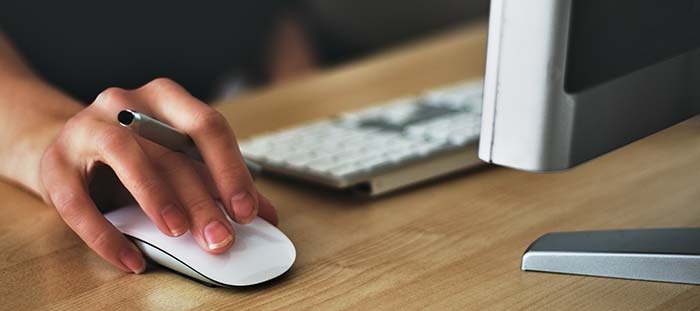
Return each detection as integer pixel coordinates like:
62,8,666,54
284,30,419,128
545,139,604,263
132,78,259,224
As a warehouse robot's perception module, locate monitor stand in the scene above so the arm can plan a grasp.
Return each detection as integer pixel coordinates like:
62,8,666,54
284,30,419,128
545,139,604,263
521,228,700,284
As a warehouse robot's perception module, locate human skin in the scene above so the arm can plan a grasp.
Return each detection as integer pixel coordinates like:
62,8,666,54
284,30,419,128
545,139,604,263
0,33,278,274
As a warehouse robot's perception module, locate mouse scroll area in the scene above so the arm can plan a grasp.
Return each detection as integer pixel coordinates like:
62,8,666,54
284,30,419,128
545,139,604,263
105,204,296,287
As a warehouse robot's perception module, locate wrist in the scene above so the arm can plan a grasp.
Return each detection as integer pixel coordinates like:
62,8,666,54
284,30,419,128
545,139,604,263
0,77,83,199
1,118,67,199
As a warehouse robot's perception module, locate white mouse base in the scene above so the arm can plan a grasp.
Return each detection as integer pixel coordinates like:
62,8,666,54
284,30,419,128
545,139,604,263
105,204,296,287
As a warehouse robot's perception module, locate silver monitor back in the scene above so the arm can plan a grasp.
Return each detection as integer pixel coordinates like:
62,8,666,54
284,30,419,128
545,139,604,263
478,0,700,172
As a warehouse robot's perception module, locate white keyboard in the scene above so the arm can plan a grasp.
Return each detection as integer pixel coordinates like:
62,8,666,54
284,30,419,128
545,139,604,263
239,80,484,195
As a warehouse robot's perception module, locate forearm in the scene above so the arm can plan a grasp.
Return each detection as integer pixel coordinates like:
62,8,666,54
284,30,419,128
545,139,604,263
0,33,83,197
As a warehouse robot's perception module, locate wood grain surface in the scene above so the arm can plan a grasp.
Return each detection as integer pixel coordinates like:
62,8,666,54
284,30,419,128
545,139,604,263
3,22,700,310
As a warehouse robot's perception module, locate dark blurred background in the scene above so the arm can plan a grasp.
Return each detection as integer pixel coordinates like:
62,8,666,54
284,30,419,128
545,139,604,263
0,0,489,102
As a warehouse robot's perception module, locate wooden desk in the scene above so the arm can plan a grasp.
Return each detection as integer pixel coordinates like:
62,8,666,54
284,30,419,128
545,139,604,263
4,22,700,310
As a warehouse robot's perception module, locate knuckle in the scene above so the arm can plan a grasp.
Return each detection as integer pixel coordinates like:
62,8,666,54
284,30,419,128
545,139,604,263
51,190,81,217
184,195,215,216
39,145,65,188
39,137,74,204
44,115,91,164
40,143,61,170
62,115,85,134
130,176,162,198
218,164,250,184
93,87,128,108
86,229,112,252
61,116,92,143
143,77,178,91
191,109,229,135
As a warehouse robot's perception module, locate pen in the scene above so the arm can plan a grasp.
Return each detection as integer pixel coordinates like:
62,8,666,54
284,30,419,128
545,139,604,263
117,109,261,177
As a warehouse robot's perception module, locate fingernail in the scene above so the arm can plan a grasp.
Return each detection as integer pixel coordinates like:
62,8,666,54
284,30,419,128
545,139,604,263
161,205,189,236
120,246,146,274
231,191,256,223
204,220,233,250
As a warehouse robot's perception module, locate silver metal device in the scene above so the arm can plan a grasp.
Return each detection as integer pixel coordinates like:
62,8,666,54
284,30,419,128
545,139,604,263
118,110,261,175
480,0,700,284
480,0,700,172
118,110,202,160
238,80,484,196
522,229,700,285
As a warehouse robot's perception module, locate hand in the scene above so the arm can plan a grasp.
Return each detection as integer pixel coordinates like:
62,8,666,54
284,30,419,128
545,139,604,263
40,78,278,274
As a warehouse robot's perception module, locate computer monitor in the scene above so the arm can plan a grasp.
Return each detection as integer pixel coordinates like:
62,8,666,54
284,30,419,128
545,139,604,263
479,0,700,172
479,0,700,284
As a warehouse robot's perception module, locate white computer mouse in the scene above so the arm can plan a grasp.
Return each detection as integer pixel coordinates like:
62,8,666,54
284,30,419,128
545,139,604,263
104,204,296,287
